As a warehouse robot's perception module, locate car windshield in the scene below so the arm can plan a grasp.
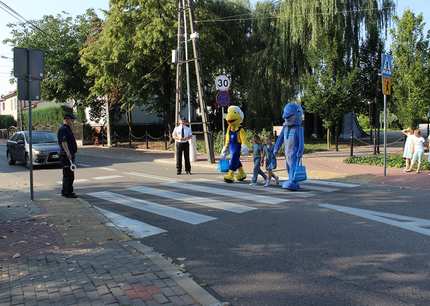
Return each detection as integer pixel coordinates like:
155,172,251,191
24,132,57,144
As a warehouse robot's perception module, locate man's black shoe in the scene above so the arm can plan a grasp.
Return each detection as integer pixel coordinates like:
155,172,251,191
62,193,78,198
177,172,181,175
186,171,192,175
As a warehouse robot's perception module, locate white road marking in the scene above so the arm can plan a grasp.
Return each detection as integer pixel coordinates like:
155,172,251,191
94,175,123,180
88,191,216,225
129,186,256,214
57,179,90,185
300,184,339,192
99,167,117,172
127,172,176,182
95,207,166,238
320,204,430,237
306,180,359,188
196,178,315,198
164,182,287,205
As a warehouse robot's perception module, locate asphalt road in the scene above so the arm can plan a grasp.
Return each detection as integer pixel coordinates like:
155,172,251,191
1,144,430,306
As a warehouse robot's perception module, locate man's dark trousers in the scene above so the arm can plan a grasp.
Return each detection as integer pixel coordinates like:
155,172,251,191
61,154,75,195
176,142,191,173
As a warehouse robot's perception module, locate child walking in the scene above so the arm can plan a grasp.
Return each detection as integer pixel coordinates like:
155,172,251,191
402,128,414,172
263,136,279,187
250,134,267,186
407,129,425,173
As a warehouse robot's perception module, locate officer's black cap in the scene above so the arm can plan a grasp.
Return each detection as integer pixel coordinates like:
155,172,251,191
64,113,76,120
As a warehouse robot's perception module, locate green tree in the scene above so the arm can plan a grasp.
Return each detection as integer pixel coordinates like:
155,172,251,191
279,0,394,144
4,10,102,104
391,10,430,129
80,0,176,133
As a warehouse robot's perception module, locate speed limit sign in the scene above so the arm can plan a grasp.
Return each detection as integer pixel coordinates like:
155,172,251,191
215,75,230,91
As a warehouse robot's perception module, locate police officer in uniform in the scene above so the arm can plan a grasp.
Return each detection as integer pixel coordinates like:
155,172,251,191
172,118,192,175
58,114,78,198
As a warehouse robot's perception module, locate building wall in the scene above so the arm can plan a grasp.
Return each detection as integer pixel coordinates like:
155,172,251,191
0,95,18,120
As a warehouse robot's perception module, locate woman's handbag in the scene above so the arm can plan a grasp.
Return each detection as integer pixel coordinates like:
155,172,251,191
293,159,307,182
218,158,230,172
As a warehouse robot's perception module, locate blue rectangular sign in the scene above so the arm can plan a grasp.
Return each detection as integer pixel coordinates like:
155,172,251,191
381,54,393,78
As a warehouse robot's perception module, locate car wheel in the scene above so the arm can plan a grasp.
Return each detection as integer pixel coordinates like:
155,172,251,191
7,151,16,165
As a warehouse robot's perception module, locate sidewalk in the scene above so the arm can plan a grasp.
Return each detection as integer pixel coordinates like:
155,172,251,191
0,190,223,306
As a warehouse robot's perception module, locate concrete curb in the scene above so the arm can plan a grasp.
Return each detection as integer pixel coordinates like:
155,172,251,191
126,241,227,306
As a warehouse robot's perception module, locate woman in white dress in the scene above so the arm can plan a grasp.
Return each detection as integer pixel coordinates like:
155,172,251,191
402,128,414,172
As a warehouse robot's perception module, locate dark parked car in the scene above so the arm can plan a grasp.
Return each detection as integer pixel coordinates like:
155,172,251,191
6,131,61,167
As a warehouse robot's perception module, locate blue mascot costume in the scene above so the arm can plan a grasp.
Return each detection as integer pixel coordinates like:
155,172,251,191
273,102,305,190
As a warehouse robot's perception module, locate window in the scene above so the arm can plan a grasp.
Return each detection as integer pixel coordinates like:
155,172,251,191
1,102,4,111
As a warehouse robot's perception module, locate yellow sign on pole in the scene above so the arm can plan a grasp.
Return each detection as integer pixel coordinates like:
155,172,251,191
382,77,392,96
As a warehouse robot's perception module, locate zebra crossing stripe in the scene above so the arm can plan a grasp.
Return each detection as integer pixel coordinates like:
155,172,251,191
194,178,315,198
95,207,166,238
87,191,216,225
128,186,256,214
300,183,339,192
306,180,359,188
163,182,288,205
278,177,339,192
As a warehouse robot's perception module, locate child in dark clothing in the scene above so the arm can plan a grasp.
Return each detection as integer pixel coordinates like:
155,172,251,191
250,134,267,186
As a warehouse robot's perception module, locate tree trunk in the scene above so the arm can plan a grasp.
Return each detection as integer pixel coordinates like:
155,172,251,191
127,106,133,148
326,127,331,150
335,124,339,152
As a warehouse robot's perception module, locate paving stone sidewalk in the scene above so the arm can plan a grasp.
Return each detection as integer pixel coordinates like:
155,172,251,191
0,191,221,306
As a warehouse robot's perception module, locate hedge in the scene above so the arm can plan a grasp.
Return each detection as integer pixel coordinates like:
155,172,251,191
0,115,16,129
344,154,430,170
23,104,74,131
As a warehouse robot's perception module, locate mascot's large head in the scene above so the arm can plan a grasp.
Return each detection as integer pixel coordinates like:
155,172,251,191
283,102,303,127
226,105,244,129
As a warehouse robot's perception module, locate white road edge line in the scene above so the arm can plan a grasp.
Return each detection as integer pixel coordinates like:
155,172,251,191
99,167,117,172
127,172,177,182
95,206,166,238
320,203,430,237
57,179,90,185
93,175,123,180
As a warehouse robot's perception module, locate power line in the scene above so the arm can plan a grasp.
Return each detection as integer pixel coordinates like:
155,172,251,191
0,0,56,44
196,5,395,23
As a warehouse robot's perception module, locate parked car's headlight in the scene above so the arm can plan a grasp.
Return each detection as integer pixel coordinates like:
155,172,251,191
32,149,41,155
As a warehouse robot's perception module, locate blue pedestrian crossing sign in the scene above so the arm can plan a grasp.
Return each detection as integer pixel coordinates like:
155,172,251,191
381,54,393,78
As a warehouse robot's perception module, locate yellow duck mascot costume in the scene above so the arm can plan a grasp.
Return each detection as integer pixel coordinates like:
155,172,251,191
220,106,249,183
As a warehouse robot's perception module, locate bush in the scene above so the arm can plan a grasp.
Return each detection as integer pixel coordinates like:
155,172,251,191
344,154,430,170
0,115,16,129
23,104,74,131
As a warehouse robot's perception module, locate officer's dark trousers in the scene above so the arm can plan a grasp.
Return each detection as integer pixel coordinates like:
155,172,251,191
176,142,191,173
61,155,75,195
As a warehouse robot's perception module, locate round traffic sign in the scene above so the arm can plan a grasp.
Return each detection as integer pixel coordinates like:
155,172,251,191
215,75,230,91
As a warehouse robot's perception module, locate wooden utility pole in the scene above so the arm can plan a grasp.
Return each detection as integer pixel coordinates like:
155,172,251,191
174,0,183,125
174,0,215,163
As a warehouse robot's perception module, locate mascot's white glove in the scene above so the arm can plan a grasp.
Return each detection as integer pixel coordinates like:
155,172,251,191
220,146,228,160
241,144,249,156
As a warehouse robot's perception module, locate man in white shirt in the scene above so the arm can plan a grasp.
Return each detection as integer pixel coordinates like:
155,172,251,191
172,118,193,175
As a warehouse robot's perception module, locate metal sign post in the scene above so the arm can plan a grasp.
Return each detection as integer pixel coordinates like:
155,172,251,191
215,74,231,137
381,53,392,177
14,47,44,201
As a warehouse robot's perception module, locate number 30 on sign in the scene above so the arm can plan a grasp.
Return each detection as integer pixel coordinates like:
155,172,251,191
382,77,391,96
215,75,230,91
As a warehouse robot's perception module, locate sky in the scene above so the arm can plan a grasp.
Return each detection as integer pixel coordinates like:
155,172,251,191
0,0,429,96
